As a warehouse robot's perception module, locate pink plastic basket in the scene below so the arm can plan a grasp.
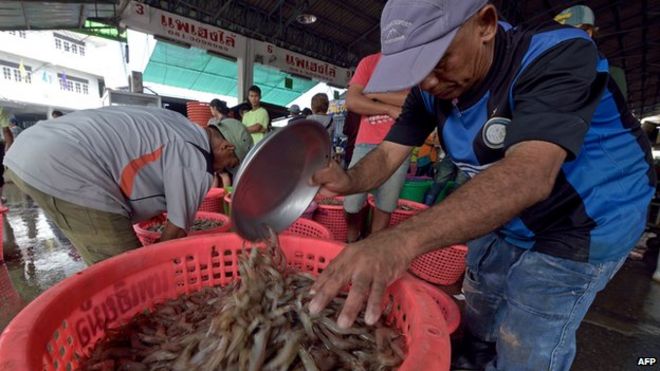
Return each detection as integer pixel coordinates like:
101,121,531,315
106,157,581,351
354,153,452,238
0,234,452,371
133,211,232,246
301,201,318,219
368,197,429,227
282,217,334,240
199,188,225,213
407,274,461,334
410,245,469,286
313,196,347,242
0,206,7,262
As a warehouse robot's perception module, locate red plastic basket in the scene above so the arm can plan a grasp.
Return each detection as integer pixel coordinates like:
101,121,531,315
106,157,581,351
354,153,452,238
0,263,22,317
0,206,7,262
313,196,347,242
199,188,225,213
133,211,231,246
282,217,334,240
186,102,212,127
407,275,461,334
368,197,429,227
0,234,451,371
410,245,469,286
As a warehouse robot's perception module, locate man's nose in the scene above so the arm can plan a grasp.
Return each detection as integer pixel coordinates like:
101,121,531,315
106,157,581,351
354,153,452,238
420,73,440,91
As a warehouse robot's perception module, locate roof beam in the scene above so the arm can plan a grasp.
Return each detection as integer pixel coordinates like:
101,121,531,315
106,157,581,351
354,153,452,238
348,23,379,49
267,0,287,18
640,0,648,112
212,0,236,22
20,1,29,30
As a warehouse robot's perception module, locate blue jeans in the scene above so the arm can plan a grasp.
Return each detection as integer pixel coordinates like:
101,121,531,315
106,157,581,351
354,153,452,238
463,233,626,371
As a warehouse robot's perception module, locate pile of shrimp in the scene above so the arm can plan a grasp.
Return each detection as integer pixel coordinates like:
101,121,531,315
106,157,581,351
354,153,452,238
81,234,405,371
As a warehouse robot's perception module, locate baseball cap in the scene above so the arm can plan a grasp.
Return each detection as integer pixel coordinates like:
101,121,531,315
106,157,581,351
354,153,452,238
289,104,301,114
210,118,253,166
554,5,595,27
364,0,488,93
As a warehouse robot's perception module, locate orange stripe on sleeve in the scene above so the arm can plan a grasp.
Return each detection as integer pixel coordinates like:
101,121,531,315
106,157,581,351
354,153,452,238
119,145,164,198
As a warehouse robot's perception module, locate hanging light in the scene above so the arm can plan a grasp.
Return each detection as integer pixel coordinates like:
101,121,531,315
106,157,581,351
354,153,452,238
296,13,317,25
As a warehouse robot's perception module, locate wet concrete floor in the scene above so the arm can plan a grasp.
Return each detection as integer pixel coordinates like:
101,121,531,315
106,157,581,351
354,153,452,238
0,183,658,370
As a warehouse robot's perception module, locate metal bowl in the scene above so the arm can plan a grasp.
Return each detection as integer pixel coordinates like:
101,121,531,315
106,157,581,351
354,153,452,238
232,120,331,240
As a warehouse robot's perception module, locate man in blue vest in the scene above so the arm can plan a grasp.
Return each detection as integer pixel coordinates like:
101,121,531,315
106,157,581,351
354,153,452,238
309,0,655,369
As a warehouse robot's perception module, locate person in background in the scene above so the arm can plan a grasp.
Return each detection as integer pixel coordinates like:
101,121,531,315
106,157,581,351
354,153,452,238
4,106,251,265
287,104,304,125
208,99,254,187
555,5,628,101
301,107,313,116
342,52,410,242
342,111,361,168
9,118,22,139
309,1,654,369
51,110,64,119
242,85,269,143
414,130,439,177
305,93,334,138
0,107,15,203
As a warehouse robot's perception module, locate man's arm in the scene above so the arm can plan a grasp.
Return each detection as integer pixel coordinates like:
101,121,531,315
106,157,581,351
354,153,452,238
345,84,403,119
365,91,409,107
246,124,265,133
159,221,187,242
309,140,567,327
313,141,411,197
3,127,13,151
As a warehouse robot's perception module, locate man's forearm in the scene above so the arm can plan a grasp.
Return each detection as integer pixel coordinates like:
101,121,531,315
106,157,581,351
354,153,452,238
390,142,566,258
247,124,263,133
345,94,397,117
365,91,409,107
345,142,411,194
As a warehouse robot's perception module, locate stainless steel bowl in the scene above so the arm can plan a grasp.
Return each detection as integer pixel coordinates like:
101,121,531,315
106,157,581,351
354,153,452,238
232,120,331,240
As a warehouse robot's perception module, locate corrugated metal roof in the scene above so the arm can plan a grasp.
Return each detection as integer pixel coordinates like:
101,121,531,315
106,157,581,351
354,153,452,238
0,1,118,30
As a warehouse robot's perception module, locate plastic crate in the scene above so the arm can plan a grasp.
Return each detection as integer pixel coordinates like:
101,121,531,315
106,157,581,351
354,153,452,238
410,245,469,286
301,201,318,219
0,234,451,371
369,197,428,227
282,217,333,240
133,211,231,246
0,206,7,262
313,196,347,242
199,188,225,213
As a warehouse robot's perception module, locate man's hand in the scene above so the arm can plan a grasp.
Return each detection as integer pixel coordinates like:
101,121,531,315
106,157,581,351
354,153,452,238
311,160,352,197
386,106,402,120
308,231,415,328
158,219,187,242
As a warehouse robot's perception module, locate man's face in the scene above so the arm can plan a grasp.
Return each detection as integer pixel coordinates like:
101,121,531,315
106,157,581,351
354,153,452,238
248,91,261,107
419,7,497,100
211,132,239,172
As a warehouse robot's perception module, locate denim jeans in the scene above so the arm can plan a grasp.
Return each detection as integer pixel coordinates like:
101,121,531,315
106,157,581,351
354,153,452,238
463,232,626,371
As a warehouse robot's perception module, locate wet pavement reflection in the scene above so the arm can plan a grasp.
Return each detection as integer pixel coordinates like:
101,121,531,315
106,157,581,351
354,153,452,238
0,184,86,331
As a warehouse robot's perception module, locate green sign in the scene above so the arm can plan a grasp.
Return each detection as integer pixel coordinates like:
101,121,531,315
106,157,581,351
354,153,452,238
77,20,127,42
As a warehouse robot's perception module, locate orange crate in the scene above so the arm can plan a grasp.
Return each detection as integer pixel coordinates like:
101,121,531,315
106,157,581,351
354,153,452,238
199,188,225,213
282,217,333,240
133,211,231,246
313,196,347,242
0,234,452,371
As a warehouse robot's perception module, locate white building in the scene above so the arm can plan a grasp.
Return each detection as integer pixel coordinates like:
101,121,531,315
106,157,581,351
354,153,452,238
0,30,127,124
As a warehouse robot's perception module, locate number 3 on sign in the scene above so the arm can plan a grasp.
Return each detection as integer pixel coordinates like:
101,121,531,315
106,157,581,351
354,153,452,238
638,357,657,366
135,3,145,15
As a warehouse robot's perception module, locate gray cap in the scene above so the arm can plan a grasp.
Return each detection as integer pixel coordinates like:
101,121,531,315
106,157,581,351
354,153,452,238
364,0,488,93
555,5,595,27
289,104,301,114
210,118,254,166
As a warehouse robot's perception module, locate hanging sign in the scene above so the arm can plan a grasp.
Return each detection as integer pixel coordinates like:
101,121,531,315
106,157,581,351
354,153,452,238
254,42,353,87
120,1,246,58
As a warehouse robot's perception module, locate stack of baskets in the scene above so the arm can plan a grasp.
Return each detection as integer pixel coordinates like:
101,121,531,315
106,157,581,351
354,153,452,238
313,196,347,242
199,188,225,213
186,101,212,127
371,197,468,286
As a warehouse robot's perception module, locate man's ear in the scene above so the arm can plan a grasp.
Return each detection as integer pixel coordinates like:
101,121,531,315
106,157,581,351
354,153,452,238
476,4,498,43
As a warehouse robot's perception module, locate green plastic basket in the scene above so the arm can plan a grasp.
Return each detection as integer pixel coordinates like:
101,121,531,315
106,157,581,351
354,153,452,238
435,181,457,204
399,179,433,203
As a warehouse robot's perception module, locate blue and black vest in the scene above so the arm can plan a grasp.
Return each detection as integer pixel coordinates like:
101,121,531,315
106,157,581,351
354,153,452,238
418,22,655,262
